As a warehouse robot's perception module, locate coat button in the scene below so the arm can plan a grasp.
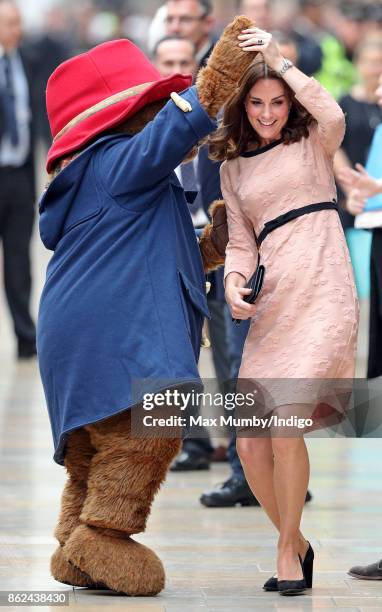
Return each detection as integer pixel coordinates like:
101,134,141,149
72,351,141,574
201,336,211,348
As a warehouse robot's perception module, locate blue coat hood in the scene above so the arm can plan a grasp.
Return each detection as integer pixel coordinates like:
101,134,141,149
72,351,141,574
39,137,110,251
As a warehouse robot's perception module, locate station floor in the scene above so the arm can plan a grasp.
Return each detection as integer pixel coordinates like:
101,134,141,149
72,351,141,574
1,210,382,611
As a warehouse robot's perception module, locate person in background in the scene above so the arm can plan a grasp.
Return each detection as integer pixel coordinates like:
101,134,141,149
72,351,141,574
29,6,72,149
152,35,197,78
235,0,272,30
339,70,382,381
340,166,382,581
338,71,382,580
314,0,362,99
0,0,37,359
272,31,298,65
362,2,382,37
165,0,216,68
236,0,322,76
334,32,382,230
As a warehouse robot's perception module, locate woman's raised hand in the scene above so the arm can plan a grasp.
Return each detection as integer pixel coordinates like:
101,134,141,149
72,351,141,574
238,27,284,72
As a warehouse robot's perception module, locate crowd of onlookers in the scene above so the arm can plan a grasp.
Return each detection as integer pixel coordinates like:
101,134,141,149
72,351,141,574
1,0,382,506
12,0,382,148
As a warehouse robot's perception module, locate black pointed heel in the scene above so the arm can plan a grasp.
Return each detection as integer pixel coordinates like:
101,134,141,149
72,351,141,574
278,577,306,596
263,575,278,591
278,554,306,596
302,542,314,588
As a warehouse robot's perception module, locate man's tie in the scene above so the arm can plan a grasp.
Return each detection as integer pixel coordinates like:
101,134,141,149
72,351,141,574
180,161,203,215
2,54,19,146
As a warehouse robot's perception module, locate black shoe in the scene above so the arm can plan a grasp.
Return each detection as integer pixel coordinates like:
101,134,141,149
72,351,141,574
278,555,306,596
170,450,210,472
302,542,314,588
305,490,313,503
263,575,278,591
278,577,306,596
263,540,314,592
17,339,37,360
200,477,260,507
348,559,382,580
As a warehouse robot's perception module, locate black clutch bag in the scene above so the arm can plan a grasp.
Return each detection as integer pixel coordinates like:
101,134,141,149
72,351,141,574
232,260,265,325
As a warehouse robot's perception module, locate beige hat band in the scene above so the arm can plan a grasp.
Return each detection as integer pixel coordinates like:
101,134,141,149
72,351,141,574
53,81,156,143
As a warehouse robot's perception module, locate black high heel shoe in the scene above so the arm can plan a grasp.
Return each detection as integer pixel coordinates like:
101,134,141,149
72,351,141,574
302,542,314,588
263,575,278,591
263,541,314,593
278,554,306,596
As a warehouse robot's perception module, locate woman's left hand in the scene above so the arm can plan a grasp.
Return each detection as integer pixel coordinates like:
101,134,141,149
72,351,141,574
238,27,284,72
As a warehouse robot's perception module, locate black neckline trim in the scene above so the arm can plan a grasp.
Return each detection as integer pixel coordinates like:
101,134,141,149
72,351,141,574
241,138,283,157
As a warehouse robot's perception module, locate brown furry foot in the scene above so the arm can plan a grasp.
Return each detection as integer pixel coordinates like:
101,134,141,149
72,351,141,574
63,524,165,595
51,546,98,588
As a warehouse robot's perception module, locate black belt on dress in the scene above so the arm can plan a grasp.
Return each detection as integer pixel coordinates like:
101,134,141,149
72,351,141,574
256,200,338,248
232,200,338,325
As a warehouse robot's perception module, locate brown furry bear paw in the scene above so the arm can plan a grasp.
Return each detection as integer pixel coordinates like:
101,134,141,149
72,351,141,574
196,15,255,117
63,524,165,596
51,545,105,588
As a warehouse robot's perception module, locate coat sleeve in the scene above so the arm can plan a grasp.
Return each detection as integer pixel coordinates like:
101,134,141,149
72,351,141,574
221,162,258,284
294,77,345,157
100,86,217,196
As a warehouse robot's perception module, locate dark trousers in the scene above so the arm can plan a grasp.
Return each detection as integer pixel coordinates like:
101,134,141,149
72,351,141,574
183,299,230,455
0,165,36,346
226,315,251,480
368,229,382,379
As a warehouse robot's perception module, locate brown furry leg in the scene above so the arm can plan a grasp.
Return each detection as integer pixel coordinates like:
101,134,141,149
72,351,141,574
51,428,98,588
63,410,181,595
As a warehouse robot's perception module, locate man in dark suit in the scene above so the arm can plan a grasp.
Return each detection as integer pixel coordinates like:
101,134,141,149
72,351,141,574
165,0,216,69
0,0,36,358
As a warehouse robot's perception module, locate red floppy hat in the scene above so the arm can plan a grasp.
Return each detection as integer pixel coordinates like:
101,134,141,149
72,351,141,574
46,39,192,173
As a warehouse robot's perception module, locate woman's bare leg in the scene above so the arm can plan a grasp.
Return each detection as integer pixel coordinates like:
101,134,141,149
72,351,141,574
272,434,310,581
236,434,309,576
236,437,281,528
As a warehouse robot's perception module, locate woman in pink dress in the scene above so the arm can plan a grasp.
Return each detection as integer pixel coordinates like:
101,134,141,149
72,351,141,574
209,26,359,596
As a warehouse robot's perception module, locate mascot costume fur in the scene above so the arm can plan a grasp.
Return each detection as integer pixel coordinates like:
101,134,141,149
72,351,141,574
38,16,254,595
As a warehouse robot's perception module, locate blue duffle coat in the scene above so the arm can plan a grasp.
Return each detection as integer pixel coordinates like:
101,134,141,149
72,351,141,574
37,86,216,464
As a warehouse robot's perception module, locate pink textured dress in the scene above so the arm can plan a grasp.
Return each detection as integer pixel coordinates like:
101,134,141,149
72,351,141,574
221,78,359,425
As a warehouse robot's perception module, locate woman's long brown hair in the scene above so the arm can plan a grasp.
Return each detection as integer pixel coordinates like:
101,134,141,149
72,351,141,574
208,60,315,161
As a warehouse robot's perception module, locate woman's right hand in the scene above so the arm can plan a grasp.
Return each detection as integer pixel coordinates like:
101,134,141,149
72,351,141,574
225,273,257,320
238,27,284,72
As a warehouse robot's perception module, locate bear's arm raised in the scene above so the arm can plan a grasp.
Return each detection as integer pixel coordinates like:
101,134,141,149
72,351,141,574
196,16,256,118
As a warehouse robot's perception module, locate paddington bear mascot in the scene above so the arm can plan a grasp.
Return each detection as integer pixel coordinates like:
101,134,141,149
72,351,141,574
37,16,255,595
